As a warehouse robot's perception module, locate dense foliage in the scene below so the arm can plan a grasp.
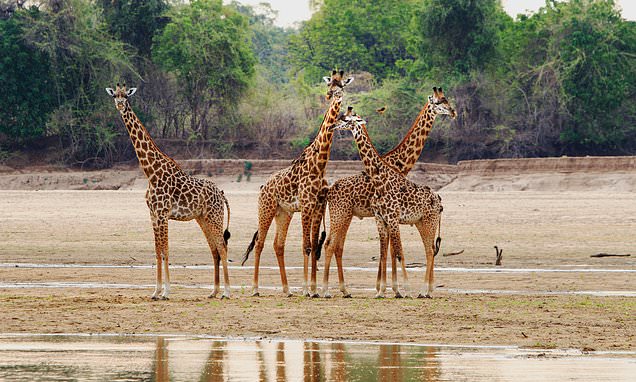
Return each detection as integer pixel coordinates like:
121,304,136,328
0,0,634,166
153,0,256,141
0,8,55,143
289,0,416,81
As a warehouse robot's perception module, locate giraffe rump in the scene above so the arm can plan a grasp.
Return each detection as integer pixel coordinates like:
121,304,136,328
241,231,258,266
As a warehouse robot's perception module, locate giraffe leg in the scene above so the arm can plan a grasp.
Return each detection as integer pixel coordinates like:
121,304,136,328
308,203,326,298
323,198,353,298
212,250,220,298
388,225,408,298
151,216,168,300
300,207,316,297
218,240,231,299
196,217,224,298
161,238,171,300
273,210,293,297
416,219,438,298
374,218,389,298
322,237,334,298
379,241,388,299
251,194,277,297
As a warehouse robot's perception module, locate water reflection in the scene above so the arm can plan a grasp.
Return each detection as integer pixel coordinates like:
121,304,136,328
0,335,634,381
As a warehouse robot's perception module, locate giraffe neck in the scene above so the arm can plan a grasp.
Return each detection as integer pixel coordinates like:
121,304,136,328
351,123,387,184
382,102,437,175
119,104,177,179
307,98,341,173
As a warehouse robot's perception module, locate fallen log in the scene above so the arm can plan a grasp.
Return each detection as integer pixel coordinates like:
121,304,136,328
442,249,464,257
590,253,631,258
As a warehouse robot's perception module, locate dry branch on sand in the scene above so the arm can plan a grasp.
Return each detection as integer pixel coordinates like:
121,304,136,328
590,253,631,258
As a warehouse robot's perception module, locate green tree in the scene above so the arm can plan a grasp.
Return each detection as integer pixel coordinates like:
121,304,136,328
499,0,636,155
555,0,636,152
98,0,169,58
410,0,506,76
230,1,294,83
153,0,256,140
19,0,138,166
0,7,56,144
289,0,416,81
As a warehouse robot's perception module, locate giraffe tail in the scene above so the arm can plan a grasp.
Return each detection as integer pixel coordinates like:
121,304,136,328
314,189,329,261
315,231,327,261
434,216,442,257
223,195,231,245
241,231,258,266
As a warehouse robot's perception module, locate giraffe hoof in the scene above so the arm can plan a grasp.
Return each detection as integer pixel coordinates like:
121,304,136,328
374,294,385,299
221,294,230,300
394,292,404,299
160,296,169,301
323,293,332,299
310,293,320,298
251,292,260,297
417,293,432,299
151,295,159,301
286,293,294,298
343,294,352,299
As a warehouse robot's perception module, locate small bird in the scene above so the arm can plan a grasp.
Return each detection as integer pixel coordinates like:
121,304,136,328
376,106,387,115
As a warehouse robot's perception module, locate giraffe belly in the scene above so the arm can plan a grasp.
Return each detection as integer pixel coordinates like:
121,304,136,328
279,196,300,213
352,205,374,219
399,212,421,225
169,206,197,221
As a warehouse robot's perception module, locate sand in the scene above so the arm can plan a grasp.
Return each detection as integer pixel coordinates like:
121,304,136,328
0,170,634,351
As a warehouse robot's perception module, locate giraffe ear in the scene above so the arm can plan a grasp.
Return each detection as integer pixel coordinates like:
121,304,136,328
343,77,354,86
428,95,434,103
126,87,138,97
105,88,115,97
323,76,331,84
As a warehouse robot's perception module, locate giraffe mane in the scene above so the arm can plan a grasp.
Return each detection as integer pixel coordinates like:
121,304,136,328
383,102,430,158
123,106,183,171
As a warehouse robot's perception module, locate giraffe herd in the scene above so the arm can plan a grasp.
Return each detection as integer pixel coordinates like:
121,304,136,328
106,70,455,300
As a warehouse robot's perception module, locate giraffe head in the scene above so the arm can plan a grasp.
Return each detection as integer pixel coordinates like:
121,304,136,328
334,106,367,133
428,87,456,119
323,70,354,101
105,83,138,113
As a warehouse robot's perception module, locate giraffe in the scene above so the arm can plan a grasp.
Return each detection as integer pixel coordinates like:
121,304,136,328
322,88,455,297
334,108,444,298
105,84,232,300
241,70,354,297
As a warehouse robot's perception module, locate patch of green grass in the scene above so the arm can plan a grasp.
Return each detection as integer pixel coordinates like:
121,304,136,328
530,342,557,349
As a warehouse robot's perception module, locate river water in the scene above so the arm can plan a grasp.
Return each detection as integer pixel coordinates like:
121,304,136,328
0,334,634,381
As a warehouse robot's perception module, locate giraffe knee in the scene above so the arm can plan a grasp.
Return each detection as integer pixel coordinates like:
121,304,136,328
273,242,284,255
335,250,343,260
